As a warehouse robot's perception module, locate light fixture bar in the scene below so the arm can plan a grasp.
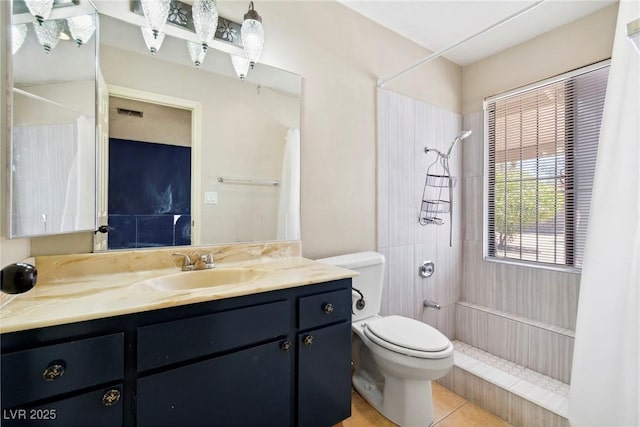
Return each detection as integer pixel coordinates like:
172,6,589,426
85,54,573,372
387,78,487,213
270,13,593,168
132,0,243,48
12,0,79,15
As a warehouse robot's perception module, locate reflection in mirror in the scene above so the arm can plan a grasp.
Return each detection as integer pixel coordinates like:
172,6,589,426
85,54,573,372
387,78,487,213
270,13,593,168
97,14,301,251
10,1,97,238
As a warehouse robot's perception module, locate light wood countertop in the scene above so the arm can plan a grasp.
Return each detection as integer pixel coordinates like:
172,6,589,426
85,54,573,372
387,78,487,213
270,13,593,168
0,242,356,334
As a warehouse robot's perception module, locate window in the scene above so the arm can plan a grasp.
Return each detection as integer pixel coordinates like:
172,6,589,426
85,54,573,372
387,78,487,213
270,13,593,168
484,61,609,270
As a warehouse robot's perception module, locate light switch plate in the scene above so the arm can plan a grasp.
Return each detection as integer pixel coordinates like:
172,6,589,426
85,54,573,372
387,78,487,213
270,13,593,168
204,191,218,204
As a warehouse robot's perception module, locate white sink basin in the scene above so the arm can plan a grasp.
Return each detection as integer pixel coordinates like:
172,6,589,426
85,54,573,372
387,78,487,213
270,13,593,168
136,268,266,291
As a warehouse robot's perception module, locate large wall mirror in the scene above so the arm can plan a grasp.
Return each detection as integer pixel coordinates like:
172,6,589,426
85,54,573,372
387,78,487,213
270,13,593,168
9,0,97,238
7,1,302,252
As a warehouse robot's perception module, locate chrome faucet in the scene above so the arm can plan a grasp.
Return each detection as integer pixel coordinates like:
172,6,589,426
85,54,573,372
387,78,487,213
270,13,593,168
195,253,215,270
423,299,441,310
172,252,215,271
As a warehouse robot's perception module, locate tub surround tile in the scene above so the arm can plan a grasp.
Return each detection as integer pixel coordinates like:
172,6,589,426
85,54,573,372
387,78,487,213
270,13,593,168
487,314,529,367
456,302,574,384
0,241,358,334
377,167,390,249
509,393,570,427
451,367,511,422
377,89,462,331
527,328,574,384
453,340,569,420
462,111,484,178
456,304,489,351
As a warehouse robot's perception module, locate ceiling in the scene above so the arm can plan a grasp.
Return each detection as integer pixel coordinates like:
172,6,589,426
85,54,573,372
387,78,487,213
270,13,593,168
337,0,617,66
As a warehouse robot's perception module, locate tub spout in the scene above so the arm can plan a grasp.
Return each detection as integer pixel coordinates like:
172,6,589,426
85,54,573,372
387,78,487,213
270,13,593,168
423,299,441,310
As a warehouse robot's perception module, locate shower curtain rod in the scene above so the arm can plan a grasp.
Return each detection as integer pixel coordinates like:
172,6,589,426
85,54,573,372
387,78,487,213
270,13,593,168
377,0,549,88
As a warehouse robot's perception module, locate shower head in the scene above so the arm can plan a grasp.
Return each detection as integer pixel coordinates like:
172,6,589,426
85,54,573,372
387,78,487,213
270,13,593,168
458,130,473,140
445,130,473,157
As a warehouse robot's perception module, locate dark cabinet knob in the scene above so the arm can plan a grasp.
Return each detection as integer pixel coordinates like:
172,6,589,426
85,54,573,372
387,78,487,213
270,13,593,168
280,340,292,352
42,360,65,381
102,389,121,406
323,303,334,314
303,335,314,346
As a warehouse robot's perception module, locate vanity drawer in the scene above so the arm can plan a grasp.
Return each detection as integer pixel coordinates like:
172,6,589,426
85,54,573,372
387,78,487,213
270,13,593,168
1,333,124,408
298,288,351,330
137,300,290,372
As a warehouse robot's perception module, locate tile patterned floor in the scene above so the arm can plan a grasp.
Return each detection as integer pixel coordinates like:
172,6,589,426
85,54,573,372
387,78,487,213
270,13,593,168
453,340,570,398
335,382,512,427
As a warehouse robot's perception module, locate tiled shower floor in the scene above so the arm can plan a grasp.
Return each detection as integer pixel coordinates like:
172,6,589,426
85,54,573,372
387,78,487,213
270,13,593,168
452,340,570,417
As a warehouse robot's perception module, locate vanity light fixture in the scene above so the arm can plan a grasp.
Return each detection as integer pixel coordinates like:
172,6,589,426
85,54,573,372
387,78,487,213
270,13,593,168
140,0,171,39
33,19,63,52
188,41,207,68
192,0,219,52
231,54,250,80
66,14,96,46
24,0,54,25
241,1,264,68
12,24,28,54
142,27,165,55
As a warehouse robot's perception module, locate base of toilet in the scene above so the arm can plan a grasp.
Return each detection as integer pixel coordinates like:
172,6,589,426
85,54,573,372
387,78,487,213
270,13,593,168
352,372,435,427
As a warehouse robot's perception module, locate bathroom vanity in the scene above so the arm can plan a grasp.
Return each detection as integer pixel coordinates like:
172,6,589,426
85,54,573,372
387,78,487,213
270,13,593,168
0,244,355,427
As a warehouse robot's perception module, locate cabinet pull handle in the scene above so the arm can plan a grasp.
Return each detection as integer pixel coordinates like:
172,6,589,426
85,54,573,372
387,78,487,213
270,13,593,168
42,360,66,381
303,335,314,346
323,303,334,314
102,389,121,406
280,340,292,352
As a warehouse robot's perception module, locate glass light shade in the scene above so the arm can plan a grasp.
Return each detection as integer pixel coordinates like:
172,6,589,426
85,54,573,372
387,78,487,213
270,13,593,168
12,24,28,54
241,19,264,68
140,0,171,38
231,55,250,80
24,0,54,24
192,0,219,49
33,20,62,52
188,41,207,68
66,15,96,46
142,27,165,55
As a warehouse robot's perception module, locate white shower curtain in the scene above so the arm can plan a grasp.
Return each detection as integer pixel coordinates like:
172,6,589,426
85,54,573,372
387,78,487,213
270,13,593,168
569,1,640,426
276,128,301,240
12,123,76,236
61,115,95,232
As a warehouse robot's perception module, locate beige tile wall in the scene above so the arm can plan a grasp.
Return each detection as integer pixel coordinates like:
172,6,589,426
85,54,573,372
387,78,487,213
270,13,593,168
377,89,461,338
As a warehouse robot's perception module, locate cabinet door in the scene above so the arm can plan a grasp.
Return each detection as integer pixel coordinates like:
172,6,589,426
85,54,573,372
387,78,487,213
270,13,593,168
0,385,123,427
298,322,352,427
137,340,292,427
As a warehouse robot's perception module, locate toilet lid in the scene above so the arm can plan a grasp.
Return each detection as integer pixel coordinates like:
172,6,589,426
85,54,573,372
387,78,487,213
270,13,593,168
365,315,450,352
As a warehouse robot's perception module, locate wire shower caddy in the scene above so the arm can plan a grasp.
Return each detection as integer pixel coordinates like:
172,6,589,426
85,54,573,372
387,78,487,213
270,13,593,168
419,130,471,246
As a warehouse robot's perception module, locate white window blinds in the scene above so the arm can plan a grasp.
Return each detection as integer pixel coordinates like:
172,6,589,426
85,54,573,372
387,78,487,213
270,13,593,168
485,62,610,270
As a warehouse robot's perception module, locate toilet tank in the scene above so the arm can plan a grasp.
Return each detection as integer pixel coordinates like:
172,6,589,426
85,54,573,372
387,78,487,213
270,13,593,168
316,251,385,321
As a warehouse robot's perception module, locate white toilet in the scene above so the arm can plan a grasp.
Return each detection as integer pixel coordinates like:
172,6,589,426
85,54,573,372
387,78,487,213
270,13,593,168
317,251,453,427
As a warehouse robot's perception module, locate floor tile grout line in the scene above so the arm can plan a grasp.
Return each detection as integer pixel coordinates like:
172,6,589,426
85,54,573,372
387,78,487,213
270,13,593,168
433,400,469,426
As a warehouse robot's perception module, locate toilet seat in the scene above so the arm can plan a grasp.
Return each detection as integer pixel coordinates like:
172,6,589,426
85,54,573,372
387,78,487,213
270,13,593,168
364,315,452,359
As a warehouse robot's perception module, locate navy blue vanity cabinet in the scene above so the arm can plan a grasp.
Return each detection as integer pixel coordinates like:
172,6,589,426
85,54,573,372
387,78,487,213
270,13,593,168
0,333,125,426
297,288,353,427
136,300,292,426
0,278,352,427
137,340,292,427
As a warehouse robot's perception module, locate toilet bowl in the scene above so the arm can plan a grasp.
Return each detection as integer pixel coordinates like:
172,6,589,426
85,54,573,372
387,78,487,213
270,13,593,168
317,252,453,427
